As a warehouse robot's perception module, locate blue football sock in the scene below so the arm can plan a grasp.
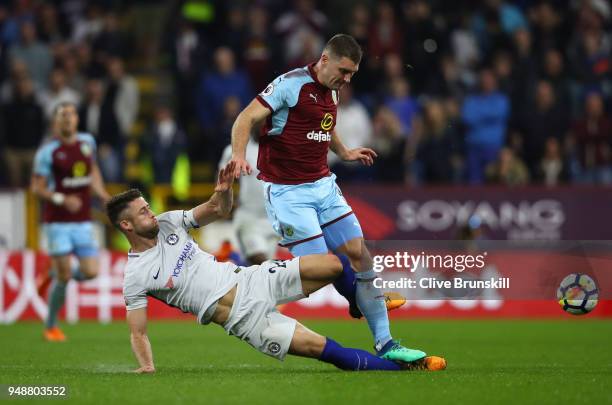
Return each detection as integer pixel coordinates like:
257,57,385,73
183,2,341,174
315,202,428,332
46,279,67,329
71,264,88,281
332,254,357,305
319,338,400,371
356,270,392,350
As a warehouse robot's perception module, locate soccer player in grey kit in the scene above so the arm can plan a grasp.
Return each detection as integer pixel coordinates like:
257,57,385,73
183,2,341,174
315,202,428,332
107,163,445,373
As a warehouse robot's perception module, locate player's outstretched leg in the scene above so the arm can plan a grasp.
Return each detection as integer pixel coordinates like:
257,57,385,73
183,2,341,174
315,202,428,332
288,322,446,371
298,254,425,363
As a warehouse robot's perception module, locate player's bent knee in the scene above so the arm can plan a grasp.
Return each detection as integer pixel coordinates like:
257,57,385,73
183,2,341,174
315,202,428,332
328,255,343,277
341,239,372,272
289,323,326,359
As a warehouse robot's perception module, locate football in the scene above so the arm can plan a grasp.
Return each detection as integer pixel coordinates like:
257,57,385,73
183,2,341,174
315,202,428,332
557,273,599,315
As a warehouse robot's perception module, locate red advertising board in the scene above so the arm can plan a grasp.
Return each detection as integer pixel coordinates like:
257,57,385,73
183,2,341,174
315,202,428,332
1,250,610,323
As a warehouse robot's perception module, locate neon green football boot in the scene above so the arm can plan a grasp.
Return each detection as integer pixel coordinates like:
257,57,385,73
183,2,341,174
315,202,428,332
377,340,426,363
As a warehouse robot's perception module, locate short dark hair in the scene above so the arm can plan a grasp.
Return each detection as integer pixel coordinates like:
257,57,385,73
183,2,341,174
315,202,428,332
324,34,362,64
106,189,143,229
52,101,77,118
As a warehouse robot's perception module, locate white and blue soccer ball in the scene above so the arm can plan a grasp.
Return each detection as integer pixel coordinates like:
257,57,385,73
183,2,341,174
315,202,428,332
557,273,598,315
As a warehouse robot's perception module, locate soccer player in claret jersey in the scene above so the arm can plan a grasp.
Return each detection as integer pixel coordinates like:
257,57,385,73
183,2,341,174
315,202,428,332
227,34,424,363
31,102,110,341
107,166,446,373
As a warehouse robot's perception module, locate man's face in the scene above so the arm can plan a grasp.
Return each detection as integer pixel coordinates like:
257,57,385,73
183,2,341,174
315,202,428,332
55,105,79,137
320,54,359,90
121,197,159,239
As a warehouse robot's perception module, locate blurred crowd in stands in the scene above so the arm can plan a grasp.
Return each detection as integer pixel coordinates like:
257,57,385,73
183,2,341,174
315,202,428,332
0,0,610,188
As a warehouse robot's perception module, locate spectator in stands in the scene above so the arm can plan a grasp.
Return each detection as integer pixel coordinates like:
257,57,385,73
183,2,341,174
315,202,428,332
8,21,52,88
511,28,538,106
61,51,86,95
540,49,573,118
570,92,612,184
415,99,463,184
92,12,126,60
170,19,206,126
492,50,520,112
1,76,44,187
223,5,246,61
213,96,242,165
471,0,527,54
536,137,570,186
71,4,104,44
384,77,419,136
274,0,327,66
371,106,407,183
146,106,187,183
39,67,81,120
529,0,569,54
196,46,251,132
242,6,280,93
330,85,373,182
450,14,480,83
36,3,64,44
344,3,374,95
485,147,529,186
106,57,139,139
79,78,122,182
287,30,322,70
567,26,611,94
1,59,31,103
426,53,468,100
462,68,510,184
515,80,569,175
381,53,405,84
401,0,447,94
368,2,403,67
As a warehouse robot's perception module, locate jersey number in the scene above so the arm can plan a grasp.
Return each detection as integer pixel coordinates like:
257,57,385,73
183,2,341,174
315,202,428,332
268,260,287,274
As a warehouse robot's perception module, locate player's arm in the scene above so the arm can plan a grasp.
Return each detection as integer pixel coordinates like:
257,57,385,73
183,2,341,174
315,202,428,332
90,162,111,203
189,162,235,227
127,308,155,373
330,130,377,166
230,99,270,178
30,174,82,213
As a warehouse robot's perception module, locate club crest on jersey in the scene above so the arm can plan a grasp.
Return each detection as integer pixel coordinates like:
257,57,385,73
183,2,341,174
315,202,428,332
320,113,334,131
261,83,274,96
80,142,92,156
166,233,179,245
72,161,87,177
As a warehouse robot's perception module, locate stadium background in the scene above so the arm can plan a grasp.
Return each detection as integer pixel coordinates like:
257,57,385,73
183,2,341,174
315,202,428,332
1,1,612,324
0,2,611,404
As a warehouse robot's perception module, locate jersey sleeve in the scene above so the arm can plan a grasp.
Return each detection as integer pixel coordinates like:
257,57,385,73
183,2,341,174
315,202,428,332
32,144,53,178
123,273,147,311
157,210,199,231
257,74,290,112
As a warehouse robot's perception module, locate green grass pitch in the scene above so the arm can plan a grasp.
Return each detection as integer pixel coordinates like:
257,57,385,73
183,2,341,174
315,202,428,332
1,319,611,404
